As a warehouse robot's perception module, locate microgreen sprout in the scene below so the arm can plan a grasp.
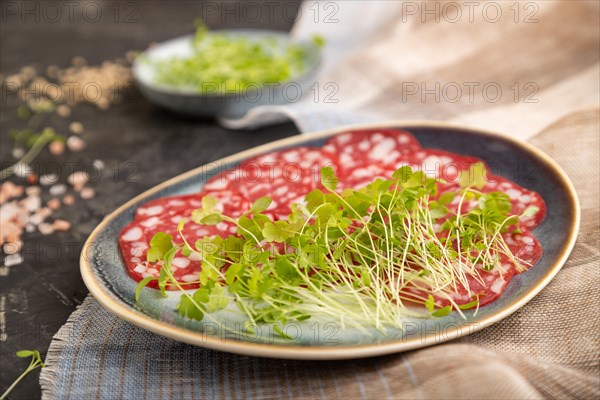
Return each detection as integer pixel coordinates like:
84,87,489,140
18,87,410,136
0,350,45,400
136,164,537,335
151,21,318,93
1,127,65,180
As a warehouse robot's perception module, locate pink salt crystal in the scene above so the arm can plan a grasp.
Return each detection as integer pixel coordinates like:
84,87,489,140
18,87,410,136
26,174,38,185
63,195,75,206
21,196,41,212
47,198,61,210
52,219,71,231
49,140,65,156
49,184,67,196
80,187,95,199
69,121,84,134
5,230,21,245
15,209,29,226
25,186,41,196
40,174,59,186
3,241,23,255
39,207,51,218
38,223,54,235
4,254,23,267
12,148,25,158
67,136,86,152
67,171,89,187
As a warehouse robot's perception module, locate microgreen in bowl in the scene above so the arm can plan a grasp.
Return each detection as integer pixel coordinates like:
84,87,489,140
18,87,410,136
136,164,539,335
149,21,323,94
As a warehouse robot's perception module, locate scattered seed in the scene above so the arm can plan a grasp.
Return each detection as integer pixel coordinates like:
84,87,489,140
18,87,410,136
12,148,25,158
5,74,24,87
72,56,87,67
69,121,84,134
46,65,59,78
20,66,37,80
67,136,86,152
56,104,71,118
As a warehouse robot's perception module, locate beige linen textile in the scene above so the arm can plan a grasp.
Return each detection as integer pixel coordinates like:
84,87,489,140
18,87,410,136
224,1,600,139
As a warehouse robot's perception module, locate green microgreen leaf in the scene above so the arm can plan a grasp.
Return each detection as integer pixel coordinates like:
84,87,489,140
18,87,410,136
320,165,338,192
250,196,272,214
432,306,452,317
262,220,291,243
460,162,488,189
147,232,174,263
458,299,480,310
178,294,204,321
135,276,157,301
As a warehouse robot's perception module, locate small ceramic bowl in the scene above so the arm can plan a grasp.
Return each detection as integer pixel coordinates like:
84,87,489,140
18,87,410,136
132,30,321,118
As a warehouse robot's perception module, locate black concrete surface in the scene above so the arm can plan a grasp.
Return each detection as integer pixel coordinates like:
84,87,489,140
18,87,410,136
0,2,301,398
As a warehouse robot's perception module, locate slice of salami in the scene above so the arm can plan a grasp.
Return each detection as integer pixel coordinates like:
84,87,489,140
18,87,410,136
322,129,421,173
337,149,487,194
205,147,340,214
135,194,202,219
402,228,542,308
456,229,543,306
337,163,396,190
123,190,249,288
502,229,543,268
483,176,547,228
392,149,487,186
120,209,238,289
135,191,250,220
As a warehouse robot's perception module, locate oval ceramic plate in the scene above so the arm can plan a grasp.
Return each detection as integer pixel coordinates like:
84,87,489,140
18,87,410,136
81,121,580,360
